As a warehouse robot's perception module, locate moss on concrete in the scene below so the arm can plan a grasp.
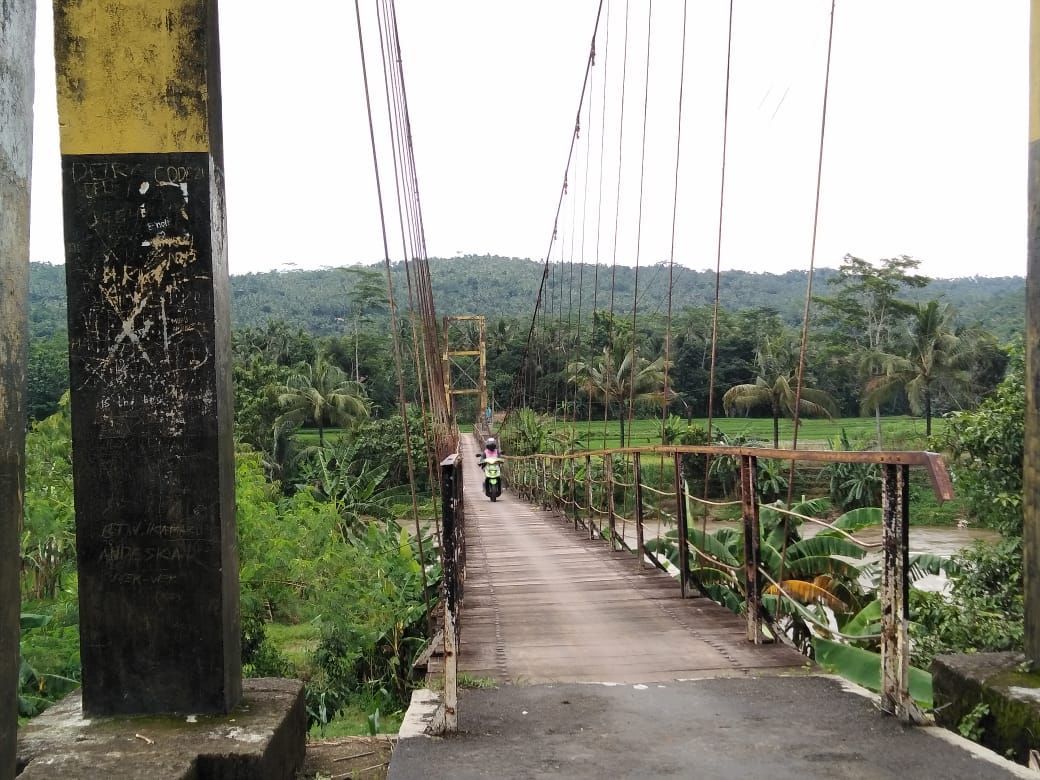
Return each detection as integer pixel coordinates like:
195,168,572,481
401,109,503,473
932,652,1040,764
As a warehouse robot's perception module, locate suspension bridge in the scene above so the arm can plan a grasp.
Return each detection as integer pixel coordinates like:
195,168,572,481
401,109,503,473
2,0,1038,778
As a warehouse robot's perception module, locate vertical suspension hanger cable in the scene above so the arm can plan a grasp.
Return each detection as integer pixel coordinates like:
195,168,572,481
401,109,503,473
507,0,606,425
387,1,451,450
604,0,631,449
625,0,654,447
705,0,735,453
663,0,690,437
588,0,611,437
376,0,438,495
353,0,430,618
572,49,594,428
788,0,837,497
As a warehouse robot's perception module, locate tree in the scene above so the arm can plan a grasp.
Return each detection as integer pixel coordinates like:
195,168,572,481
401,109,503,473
814,255,930,442
567,346,667,447
275,357,370,447
27,333,69,421
936,345,1023,534
342,266,389,383
722,334,839,447
861,300,972,436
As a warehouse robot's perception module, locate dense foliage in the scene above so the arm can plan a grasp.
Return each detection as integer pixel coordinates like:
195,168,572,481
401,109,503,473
19,398,437,731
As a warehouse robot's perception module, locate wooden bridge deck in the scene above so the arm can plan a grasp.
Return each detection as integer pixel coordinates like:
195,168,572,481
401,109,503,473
452,438,806,685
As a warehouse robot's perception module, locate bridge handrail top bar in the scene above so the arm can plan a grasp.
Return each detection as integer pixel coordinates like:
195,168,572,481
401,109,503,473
505,446,953,501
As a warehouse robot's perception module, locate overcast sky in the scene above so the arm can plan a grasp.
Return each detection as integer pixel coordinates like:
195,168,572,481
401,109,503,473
29,1,1028,279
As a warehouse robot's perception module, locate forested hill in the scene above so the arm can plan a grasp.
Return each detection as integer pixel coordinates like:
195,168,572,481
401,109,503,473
28,256,1025,340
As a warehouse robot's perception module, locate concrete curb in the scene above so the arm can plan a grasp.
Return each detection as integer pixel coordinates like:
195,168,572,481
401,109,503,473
819,674,1035,778
398,688,444,740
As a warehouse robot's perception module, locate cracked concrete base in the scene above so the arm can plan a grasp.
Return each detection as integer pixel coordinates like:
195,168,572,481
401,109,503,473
16,678,305,779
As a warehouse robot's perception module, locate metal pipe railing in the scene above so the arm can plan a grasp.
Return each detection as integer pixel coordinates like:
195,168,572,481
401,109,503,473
500,443,950,723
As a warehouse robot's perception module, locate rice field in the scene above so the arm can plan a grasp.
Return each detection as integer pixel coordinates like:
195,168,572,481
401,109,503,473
561,415,943,451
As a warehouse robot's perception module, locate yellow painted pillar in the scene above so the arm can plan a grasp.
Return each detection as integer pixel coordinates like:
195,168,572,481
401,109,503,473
1,2,36,768
1027,0,1040,663
53,0,239,714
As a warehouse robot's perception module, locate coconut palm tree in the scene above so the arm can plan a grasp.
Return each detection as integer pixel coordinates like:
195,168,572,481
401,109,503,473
722,335,839,447
275,357,370,447
567,347,668,447
860,300,972,436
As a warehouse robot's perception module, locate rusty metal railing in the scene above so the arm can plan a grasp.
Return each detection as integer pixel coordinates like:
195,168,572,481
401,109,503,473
439,453,464,732
503,444,952,723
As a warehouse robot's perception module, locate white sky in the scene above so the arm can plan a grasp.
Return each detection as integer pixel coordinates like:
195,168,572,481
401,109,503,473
29,1,1028,279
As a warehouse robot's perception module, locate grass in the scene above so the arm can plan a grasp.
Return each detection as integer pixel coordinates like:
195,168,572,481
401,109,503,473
307,703,404,739
563,415,942,451
266,620,407,739
267,620,320,672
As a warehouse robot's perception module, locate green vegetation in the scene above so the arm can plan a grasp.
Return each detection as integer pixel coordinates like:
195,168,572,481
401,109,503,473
560,415,944,450
17,252,1027,743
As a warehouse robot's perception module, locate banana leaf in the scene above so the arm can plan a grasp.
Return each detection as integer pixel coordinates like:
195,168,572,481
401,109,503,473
812,636,932,708
690,566,739,586
782,555,864,580
787,535,867,561
687,527,741,567
817,506,881,536
645,537,679,568
909,553,961,581
839,599,882,638
705,583,745,615
765,579,847,611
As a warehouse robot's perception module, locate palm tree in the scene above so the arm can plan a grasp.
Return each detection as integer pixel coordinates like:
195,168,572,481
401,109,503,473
722,335,839,448
275,357,370,447
567,347,668,447
860,300,972,436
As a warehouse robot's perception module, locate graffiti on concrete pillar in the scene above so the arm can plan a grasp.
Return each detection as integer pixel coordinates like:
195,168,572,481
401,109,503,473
64,152,216,438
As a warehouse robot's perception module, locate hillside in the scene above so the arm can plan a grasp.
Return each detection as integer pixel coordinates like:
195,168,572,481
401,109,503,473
27,257,1024,341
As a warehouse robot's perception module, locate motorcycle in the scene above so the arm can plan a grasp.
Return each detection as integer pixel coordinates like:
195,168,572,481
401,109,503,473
479,454,504,502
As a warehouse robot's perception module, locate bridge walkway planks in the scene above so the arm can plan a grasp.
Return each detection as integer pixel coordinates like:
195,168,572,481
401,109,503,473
450,437,807,685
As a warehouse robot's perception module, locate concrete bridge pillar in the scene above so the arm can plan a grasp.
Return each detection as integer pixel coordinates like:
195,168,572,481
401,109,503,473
1029,0,1040,665
1,2,36,772
53,0,240,715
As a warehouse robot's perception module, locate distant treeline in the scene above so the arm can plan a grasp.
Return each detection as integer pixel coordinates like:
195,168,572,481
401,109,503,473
27,256,1025,342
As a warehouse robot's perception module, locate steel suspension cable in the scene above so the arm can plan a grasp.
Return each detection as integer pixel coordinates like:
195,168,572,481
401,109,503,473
376,0,438,495
507,0,607,421
662,0,690,435
787,0,838,500
790,0,837,457
625,0,654,448
603,0,631,449
572,60,595,426
588,0,612,437
705,0,735,448
353,0,430,619
387,1,451,449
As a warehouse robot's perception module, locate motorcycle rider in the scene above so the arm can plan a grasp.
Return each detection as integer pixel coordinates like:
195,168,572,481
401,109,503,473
478,437,504,499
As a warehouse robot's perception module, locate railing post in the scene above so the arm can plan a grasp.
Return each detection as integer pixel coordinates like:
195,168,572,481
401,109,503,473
439,454,463,733
544,455,553,509
881,463,912,719
585,454,594,539
740,455,763,643
570,457,579,530
634,453,646,568
606,455,617,550
674,453,689,598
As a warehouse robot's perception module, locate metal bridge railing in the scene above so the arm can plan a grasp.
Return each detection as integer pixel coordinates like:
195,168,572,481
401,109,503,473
502,444,953,723
439,453,464,732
